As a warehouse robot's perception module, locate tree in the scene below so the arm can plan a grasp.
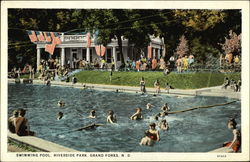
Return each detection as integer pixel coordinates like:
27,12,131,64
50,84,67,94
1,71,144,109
220,30,241,55
176,35,189,57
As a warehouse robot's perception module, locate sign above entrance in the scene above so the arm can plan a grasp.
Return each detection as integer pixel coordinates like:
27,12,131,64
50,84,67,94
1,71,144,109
64,35,86,42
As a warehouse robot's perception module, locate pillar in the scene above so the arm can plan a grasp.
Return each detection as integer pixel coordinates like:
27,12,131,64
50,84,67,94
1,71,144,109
36,47,41,72
112,46,117,71
70,52,73,68
153,48,156,58
86,47,90,62
61,48,65,67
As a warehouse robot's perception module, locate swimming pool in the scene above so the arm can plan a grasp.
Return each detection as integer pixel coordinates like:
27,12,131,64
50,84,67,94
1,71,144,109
8,83,241,152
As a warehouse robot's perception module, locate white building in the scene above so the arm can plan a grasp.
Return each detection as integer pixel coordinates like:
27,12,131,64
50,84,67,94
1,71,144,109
35,33,165,70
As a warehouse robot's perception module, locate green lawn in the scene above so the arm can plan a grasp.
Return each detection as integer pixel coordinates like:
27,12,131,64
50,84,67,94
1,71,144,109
74,71,241,89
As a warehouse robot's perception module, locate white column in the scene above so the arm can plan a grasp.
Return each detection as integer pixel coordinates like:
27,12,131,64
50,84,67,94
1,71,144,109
61,48,65,67
36,48,41,72
61,33,64,42
86,47,90,62
158,48,161,59
112,46,117,71
70,51,73,68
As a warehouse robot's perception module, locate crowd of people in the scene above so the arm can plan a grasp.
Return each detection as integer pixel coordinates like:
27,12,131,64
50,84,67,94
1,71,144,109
222,77,241,92
123,54,194,73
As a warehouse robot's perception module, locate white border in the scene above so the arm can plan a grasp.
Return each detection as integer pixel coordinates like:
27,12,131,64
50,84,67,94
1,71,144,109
1,1,249,161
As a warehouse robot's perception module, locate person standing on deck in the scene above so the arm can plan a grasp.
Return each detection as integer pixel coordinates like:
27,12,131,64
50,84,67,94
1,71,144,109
140,77,146,94
154,79,160,94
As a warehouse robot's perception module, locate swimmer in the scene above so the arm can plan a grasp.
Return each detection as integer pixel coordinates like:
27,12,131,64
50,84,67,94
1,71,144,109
148,123,160,141
57,112,63,120
139,130,154,146
146,103,153,110
89,110,96,119
159,119,169,131
107,110,117,123
57,100,65,107
159,111,168,117
161,103,170,112
130,108,143,120
227,118,237,130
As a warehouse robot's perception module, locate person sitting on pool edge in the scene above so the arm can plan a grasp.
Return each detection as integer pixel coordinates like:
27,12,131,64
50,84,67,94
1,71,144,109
8,109,19,133
57,112,64,120
130,107,143,120
107,110,117,123
223,121,241,153
148,123,160,142
15,109,35,136
139,130,154,146
89,110,96,119
159,119,169,131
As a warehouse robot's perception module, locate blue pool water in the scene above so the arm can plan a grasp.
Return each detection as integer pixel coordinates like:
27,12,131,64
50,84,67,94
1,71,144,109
8,83,241,152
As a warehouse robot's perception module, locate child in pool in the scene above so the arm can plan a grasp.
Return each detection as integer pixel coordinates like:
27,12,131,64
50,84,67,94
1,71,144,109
148,123,160,142
159,119,169,131
57,100,65,107
139,130,154,146
146,103,153,110
57,112,63,120
89,110,96,119
107,110,117,123
130,107,143,120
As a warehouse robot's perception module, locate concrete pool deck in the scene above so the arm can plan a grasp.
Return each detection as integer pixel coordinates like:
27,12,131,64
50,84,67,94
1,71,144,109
7,78,241,152
9,78,241,100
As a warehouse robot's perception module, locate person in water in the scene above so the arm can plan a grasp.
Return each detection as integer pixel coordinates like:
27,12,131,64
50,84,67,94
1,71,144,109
89,110,96,119
57,100,65,107
227,118,237,130
148,123,160,142
146,103,153,110
223,122,241,152
8,109,19,133
140,77,146,94
15,109,35,136
107,110,117,123
130,107,143,120
161,103,170,112
159,119,169,131
57,112,64,120
139,130,154,146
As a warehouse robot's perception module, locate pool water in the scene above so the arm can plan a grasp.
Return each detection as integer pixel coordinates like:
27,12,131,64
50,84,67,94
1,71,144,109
8,83,241,152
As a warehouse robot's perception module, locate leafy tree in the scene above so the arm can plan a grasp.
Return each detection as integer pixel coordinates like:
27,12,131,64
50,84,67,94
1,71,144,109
176,35,189,57
220,30,241,55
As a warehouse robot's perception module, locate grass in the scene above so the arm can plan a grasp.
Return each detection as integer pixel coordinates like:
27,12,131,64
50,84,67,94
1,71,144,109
74,71,241,89
8,139,38,152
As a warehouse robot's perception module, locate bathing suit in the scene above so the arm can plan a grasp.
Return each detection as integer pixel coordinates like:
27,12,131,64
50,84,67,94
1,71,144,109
223,140,241,152
148,132,158,141
223,129,241,152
